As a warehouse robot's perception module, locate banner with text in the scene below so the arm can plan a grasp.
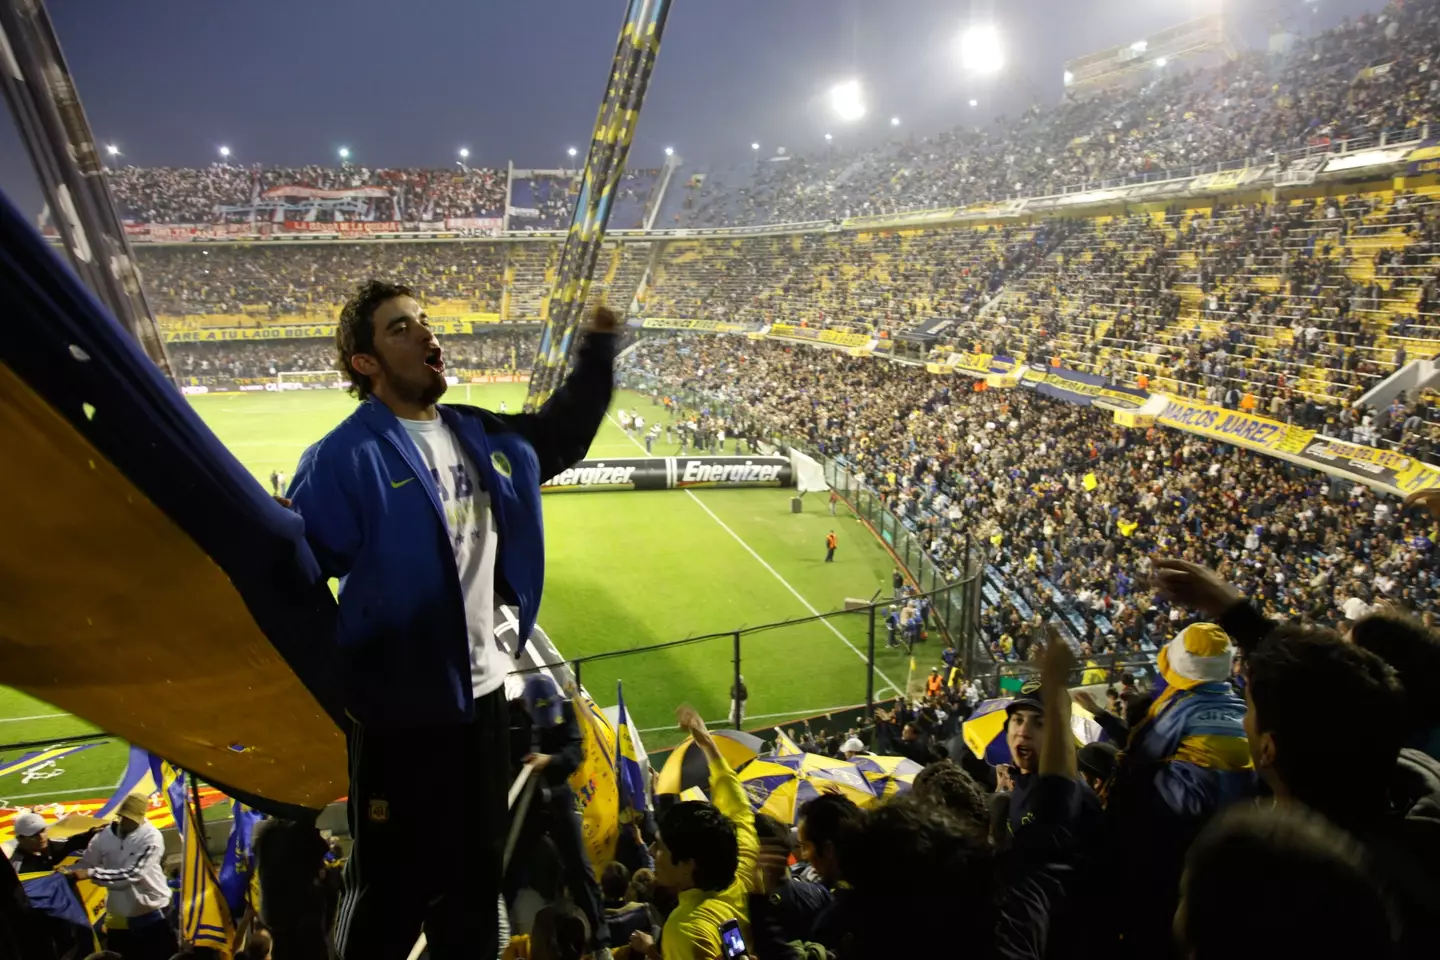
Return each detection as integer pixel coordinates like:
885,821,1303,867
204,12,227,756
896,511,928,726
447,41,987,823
1156,396,1312,456
1019,365,1149,411
768,324,871,348
161,316,506,341
541,456,793,493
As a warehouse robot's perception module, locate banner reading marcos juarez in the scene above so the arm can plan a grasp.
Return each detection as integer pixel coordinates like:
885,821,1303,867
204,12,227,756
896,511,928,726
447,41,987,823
541,456,793,493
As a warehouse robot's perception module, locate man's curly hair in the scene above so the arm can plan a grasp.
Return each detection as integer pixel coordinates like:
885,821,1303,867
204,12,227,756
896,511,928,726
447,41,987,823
335,280,414,400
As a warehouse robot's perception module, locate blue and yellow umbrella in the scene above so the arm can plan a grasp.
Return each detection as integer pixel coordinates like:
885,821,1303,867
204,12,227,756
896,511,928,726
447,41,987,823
961,698,1017,765
961,696,1099,765
656,729,765,795
737,753,875,823
850,754,924,799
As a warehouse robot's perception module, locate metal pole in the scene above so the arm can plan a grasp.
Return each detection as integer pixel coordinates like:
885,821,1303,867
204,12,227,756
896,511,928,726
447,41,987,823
0,0,174,381
189,774,209,853
732,631,743,730
572,659,583,693
865,603,876,719
526,0,674,409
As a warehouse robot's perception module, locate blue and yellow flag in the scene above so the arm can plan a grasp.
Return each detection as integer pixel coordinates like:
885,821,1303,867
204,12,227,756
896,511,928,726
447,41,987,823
97,745,163,818
164,763,235,956
218,800,262,918
570,692,620,879
615,682,647,824
0,187,346,815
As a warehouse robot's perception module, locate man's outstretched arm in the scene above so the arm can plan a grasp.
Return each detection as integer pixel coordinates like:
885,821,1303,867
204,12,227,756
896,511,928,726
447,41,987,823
500,307,619,481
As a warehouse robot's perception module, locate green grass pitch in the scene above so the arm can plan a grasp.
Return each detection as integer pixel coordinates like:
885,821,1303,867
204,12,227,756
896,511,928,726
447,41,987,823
0,384,920,807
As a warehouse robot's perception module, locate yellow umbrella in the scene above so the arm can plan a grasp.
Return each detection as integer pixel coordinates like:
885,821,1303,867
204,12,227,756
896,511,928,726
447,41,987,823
737,753,876,824
850,754,923,798
656,729,764,794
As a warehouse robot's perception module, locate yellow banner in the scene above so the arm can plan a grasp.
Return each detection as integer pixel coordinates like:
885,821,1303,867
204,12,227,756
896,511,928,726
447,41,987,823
950,352,994,375
569,692,620,880
1113,410,1156,428
768,323,870,348
926,362,954,374
1156,396,1310,454
640,317,755,333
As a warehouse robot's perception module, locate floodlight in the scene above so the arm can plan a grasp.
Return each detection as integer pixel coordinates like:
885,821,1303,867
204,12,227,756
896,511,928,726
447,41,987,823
567,146,578,157
664,146,674,156
957,24,1004,75
751,142,760,150
824,133,833,141
458,147,470,159
1131,40,1148,53
338,147,350,160
828,79,866,122
891,116,901,126
1155,57,1168,68
105,143,120,157
969,99,979,107
1063,70,1074,85
218,145,231,158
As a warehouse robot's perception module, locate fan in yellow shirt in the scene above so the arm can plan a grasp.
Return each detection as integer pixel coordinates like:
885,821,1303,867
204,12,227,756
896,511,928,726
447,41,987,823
634,705,759,960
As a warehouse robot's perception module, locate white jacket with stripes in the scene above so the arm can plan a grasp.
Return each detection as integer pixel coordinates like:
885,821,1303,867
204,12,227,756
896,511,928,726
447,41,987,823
78,821,170,916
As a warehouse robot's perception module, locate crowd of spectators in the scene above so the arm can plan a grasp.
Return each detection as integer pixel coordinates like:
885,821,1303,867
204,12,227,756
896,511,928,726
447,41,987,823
676,0,1440,227
169,332,537,383
626,336,1440,662
105,163,508,225
137,242,508,317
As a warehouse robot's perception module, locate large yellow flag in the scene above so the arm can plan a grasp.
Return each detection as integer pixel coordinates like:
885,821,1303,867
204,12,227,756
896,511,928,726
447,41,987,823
569,693,621,880
163,763,235,957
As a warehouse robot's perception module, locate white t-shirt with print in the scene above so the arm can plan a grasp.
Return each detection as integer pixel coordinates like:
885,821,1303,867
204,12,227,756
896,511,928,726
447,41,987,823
400,416,507,699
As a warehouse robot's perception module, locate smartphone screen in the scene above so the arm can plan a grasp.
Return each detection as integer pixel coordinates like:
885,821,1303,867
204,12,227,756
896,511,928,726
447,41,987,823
720,919,747,959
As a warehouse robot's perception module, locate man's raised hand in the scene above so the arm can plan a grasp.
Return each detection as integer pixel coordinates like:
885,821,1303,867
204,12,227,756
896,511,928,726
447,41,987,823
1150,557,1242,618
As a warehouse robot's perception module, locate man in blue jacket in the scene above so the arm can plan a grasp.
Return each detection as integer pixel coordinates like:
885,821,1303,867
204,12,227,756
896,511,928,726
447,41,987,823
287,280,616,960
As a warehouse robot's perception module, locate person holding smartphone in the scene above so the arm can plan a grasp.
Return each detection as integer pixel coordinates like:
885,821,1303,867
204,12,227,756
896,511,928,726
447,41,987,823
641,705,759,960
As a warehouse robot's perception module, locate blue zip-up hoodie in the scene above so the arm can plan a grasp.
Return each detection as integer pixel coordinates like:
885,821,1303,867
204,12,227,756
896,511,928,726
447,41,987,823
287,332,616,728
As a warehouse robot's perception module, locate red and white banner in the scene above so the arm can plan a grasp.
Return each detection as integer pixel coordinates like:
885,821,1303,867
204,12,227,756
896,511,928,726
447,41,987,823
282,220,403,233
445,217,504,232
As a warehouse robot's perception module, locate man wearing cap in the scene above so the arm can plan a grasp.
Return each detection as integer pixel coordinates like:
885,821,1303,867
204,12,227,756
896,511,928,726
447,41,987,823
4,812,91,874
999,676,1103,839
839,737,865,760
60,794,174,960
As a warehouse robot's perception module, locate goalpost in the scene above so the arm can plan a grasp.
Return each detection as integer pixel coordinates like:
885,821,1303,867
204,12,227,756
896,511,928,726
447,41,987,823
274,370,350,392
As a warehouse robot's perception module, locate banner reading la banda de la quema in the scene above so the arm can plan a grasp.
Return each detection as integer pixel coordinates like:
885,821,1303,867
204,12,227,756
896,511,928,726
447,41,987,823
541,456,793,493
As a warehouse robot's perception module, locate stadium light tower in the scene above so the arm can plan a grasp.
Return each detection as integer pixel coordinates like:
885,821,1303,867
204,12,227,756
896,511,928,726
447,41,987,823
218,145,230,159
105,143,120,157
828,78,866,122
458,147,470,159
1154,57,1168,68
338,146,350,160
567,146,578,157
891,116,901,126
824,132,833,141
957,23,1004,75
751,142,760,150
969,98,979,107
664,146,674,156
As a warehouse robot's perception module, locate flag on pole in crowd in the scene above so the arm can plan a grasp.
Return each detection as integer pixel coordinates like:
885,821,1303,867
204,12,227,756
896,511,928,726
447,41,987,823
217,800,263,918
1082,472,1098,491
0,742,102,781
615,682,648,823
96,745,163,818
773,728,803,756
569,690,621,879
163,762,236,957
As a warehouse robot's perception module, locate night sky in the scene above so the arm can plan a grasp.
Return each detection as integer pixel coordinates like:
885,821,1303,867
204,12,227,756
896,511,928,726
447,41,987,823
0,0,1380,217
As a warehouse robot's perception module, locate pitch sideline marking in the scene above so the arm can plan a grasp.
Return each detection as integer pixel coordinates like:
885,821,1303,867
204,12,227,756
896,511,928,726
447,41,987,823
0,713,70,723
604,413,902,697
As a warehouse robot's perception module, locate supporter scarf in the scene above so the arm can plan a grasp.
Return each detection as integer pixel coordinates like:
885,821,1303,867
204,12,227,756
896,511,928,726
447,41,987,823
1122,680,1255,817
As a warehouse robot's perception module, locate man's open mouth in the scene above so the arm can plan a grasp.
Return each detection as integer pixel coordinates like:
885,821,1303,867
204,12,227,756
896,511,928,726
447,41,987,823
425,346,445,373
1013,744,1036,765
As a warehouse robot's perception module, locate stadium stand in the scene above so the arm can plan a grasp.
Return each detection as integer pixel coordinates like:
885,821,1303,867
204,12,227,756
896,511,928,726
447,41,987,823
626,336,1440,662
673,1,1440,225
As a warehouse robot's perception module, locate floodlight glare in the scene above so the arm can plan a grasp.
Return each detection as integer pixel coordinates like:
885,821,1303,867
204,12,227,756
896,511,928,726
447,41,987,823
824,133,833,141
828,79,866,122
338,147,350,159
1131,40,1148,53
1155,57,1168,68
969,99,979,107
567,146,578,157
664,146,674,156
957,24,1004,75
1063,70,1074,85
218,146,231,158
105,143,120,156
458,147,470,159
891,116,901,126
751,142,760,150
